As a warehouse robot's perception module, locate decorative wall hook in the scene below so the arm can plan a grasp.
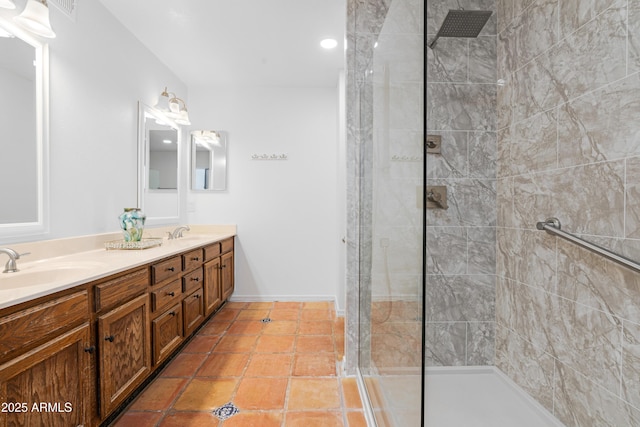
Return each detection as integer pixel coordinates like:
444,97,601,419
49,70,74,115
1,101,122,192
251,153,288,160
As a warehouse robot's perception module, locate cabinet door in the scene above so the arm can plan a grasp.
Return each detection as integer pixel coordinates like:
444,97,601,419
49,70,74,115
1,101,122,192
220,251,234,301
182,287,204,337
98,294,151,417
203,258,222,316
0,323,92,427
152,304,183,366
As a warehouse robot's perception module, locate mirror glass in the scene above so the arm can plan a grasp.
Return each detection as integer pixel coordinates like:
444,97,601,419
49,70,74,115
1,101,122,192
191,130,227,191
0,19,48,239
137,103,180,225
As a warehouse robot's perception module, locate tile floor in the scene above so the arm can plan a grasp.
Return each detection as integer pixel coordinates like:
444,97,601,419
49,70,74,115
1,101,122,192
111,301,367,427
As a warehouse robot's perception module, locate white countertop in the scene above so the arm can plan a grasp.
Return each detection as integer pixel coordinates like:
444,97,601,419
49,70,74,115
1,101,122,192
0,224,236,310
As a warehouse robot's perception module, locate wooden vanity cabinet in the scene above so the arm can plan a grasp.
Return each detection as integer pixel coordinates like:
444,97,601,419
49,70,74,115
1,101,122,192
220,249,234,301
0,290,92,427
203,257,223,316
0,235,235,427
152,304,183,366
203,237,234,316
97,293,151,417
0,323,93,427
183,286,205,336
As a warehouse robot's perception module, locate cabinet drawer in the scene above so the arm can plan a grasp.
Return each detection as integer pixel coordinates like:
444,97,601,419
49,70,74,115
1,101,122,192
95,268,148,312
183,267,203,294
152,304,183,365
204,242,221,261
221,237,234,254
0,290,89,361
151,279,182,312
151,256,182,285
183,248,204,272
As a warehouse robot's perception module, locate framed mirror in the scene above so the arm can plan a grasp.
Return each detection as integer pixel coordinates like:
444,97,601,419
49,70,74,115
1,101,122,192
0,17,49,241
137,103,181,225
191,130,227,191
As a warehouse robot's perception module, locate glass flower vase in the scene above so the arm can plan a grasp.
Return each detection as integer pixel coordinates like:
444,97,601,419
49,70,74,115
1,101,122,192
118,208,146,242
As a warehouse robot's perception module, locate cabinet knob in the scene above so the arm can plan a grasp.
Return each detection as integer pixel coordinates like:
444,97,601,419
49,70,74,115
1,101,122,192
167,291,175,297
221,265,227,269
194,294,201,299
104,335,115,342
167,267,175,272
84,346,96,353
169,311,176,316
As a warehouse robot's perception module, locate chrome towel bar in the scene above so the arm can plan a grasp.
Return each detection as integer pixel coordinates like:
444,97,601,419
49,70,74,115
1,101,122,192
536,217,640,273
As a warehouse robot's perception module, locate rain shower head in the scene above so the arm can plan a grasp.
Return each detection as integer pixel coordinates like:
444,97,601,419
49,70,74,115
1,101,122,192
427,9,492,49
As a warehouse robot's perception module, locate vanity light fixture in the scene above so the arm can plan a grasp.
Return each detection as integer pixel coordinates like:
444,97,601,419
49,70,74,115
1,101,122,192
13,0,56,39
154,87,171,113
162,139,172,144
0,0,16,10
194,130,220,144
168,96,191,126
154,87,191,126
320,38,338,49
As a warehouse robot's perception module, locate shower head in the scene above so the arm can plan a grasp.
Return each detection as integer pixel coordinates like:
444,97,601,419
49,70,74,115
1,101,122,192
427,9,492,49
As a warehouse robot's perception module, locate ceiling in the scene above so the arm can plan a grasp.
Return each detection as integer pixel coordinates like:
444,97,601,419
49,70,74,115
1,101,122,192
99,0,346,88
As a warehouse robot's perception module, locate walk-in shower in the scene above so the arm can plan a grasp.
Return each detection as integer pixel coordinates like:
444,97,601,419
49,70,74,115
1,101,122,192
346,0,640,425
350,0,638,425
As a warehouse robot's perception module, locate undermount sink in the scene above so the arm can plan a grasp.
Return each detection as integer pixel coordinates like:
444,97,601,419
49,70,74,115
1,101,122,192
0,261,106,289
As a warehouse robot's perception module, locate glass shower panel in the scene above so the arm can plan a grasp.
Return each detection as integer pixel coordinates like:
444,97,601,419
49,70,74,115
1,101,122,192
356,0,424,425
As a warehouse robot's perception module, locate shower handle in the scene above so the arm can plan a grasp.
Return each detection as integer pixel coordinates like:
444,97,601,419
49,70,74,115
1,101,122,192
426,186,448,209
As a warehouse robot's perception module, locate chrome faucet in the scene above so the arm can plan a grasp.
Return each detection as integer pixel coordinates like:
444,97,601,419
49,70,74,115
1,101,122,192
0,248,27,273
168,225,191,240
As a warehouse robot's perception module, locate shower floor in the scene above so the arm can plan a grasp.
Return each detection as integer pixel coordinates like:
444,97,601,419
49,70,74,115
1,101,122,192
423,367,565,427
366,366,566,426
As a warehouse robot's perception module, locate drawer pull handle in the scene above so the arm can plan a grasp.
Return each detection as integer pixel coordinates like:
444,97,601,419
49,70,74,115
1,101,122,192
169,311,176,316
167,267,175,272
194,294,201,299
105,335,115,342
191,277,200,282
191,257,200,261
167,291,175,297
84,346,96,354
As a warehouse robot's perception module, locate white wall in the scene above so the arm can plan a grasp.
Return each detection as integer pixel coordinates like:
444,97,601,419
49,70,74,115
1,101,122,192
187,85,343,310
0,0,187,241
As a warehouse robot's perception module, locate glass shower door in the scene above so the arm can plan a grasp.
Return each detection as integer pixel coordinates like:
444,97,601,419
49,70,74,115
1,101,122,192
355,0,424,425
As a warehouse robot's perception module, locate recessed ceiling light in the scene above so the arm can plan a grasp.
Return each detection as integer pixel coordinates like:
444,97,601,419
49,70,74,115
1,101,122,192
163,139,172,144
320,38,338,49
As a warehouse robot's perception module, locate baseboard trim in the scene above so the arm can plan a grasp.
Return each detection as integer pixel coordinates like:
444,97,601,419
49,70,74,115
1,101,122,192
228,295,340,314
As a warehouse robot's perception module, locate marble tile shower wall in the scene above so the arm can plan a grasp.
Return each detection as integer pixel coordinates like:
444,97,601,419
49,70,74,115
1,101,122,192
496,0,640,425
426,0,498,366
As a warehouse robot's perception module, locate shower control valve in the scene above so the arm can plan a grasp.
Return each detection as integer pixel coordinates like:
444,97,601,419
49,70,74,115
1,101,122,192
426,186,448,210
